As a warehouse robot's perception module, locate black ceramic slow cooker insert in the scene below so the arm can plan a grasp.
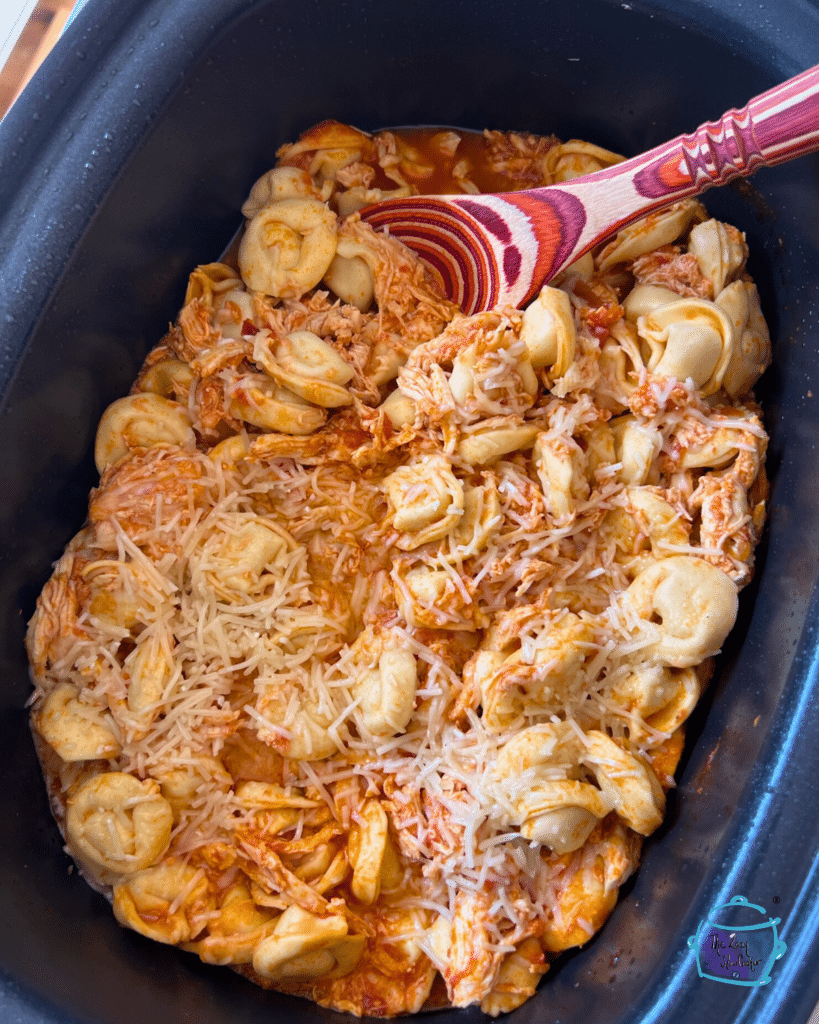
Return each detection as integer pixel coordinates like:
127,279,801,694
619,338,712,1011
2,1,819,1022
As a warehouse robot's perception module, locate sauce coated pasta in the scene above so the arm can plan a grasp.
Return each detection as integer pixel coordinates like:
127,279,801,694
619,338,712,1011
27,120,770,1017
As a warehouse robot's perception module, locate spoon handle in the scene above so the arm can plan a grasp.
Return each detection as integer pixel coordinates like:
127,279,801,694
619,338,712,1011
502,63,819,281
627,61,819,191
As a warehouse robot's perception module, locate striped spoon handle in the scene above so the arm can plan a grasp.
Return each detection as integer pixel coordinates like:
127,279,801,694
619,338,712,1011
362,64,819,314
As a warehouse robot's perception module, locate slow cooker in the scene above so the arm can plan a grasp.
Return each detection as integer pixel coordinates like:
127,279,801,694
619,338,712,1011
2,1,819,1021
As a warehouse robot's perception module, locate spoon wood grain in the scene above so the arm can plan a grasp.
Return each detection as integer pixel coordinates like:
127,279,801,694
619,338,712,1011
361,64,819,313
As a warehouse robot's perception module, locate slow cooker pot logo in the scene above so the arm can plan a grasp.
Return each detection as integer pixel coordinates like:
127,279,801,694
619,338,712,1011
688,896,787,986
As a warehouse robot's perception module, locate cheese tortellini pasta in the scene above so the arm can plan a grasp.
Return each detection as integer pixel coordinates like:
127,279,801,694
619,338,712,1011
27,120,770,1019
113,861,216,944
238,197,338,299
65,772,173,878
252,906,365,983
94,393,194,472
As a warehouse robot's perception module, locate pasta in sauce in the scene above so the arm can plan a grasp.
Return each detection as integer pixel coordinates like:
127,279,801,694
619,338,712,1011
26,120,771,1017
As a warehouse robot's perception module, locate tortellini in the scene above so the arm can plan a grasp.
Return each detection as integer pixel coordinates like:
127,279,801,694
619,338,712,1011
533,433,589,522
384,455,465,549
219,520,297,588
347,798,401,904
520,285,576,376
581,730,665,835
544,139,623,182
113,861,216,944
608,664,700,737
153,757,233,821
623,556,739,667
612,416,662,485
323,252,375,310
392,562,482,630
262,330,354,408
511,777,614,852
34,683,121,761
208,432,250,466
138,358,195,401
493,732,594,855
242,166,324,219
94,393,193,473
233,781,322,811
637,298,734,394
211,287,257,341
350,628,418,738
85,560,167,630
448,326,537,415
717,280,772,397
675,409,758,472
65,772,173,877
455,422,539,466
238,197,338,299
186,879,279,965
472,611,595,731
451,481,502,556
367,333,408,386
185,261,243,306
228,376,327,434
123,635,174,730
480,938,548,1016
277,120,373,183
599,487,689,576
597,200,704,270
334,184,413,218
194,513,300,600
623,283,680,323
252,906,365,982
255,687,339,761
687,218,747,296
379,388,417,429
540,819,637,954
493,722,665,848
625,486,690,554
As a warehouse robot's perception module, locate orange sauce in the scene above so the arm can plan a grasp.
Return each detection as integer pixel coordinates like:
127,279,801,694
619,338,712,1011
386,127,528,194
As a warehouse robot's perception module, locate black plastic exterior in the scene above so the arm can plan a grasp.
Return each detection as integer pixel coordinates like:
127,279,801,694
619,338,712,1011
1,1,819,1022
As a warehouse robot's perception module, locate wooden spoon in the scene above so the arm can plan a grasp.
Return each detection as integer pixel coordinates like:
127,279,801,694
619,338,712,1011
361,65,819,314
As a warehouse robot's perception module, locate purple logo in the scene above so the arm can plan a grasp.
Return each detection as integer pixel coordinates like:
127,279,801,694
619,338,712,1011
687,896,787,987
